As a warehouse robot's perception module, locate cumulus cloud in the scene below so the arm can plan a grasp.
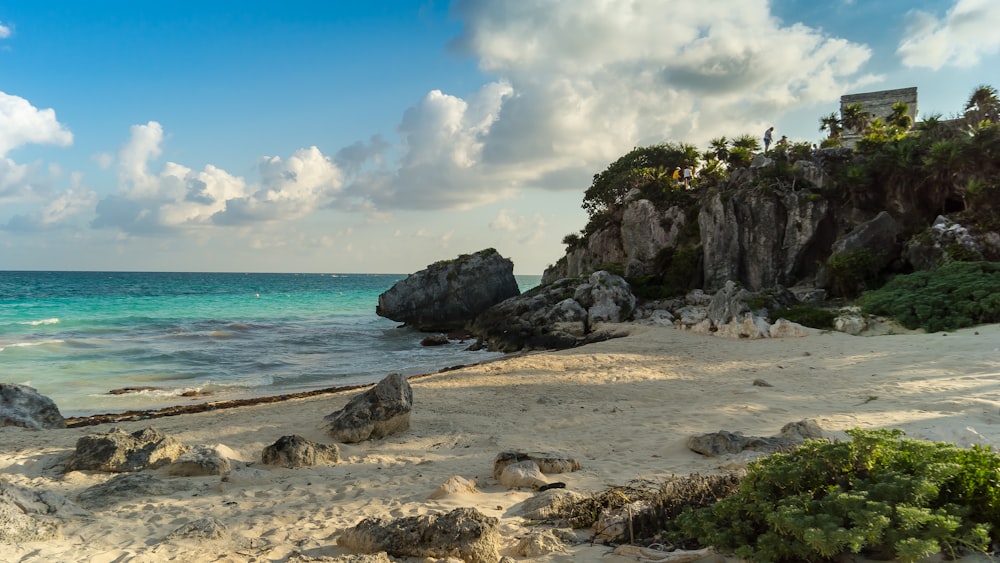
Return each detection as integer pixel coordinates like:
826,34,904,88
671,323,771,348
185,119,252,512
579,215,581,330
897,0,1000,69
0,91,73,156
93,121,345,234
344,0,876,213
490,209,546,244
0,22,11,39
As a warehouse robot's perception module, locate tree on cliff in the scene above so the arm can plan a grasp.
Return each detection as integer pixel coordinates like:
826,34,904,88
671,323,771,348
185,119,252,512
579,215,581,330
965,84,999,126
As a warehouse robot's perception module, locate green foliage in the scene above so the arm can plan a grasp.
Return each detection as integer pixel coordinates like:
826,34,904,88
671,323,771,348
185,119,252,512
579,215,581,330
582,144,699,220
671,429,1000,562
770,305,836,329
860,261,1000,332
561,232,582,249
826,248,883,298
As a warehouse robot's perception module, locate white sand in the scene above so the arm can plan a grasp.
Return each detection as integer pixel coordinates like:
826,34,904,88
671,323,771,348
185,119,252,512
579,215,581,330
3,323,1000,562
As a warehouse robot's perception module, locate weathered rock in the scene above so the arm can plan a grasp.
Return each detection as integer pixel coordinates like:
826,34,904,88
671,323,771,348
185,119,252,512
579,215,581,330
903,215,984,270
573,271,636,326
0,383,66,429
166,517,230,540
688,420,826,457
492,451,582,479
262,434,340,468
428,476,479,500
823,210,901,285
76,472,179,509
470,272,634,352
65,427,189,473
338,507,501,563
0,479,88,544
498,461,548,490
376,248,520,331
325,373,412,443
700,188,833,292
420,334,449,346
687,430,797,457
769,318,811,338
168,445,233,477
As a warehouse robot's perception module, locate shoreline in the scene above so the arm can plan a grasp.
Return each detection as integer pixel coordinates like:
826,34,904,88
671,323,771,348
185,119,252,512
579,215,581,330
5,323,1000,562
64,352,531,428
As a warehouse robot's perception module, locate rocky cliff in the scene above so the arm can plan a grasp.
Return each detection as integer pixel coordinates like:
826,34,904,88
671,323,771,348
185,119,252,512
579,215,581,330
543,147,1000,297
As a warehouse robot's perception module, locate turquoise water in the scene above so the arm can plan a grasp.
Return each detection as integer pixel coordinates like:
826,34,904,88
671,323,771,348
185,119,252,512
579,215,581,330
0,271,540,417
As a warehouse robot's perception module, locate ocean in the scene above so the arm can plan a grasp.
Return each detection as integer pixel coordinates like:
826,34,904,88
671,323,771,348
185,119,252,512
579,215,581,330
0,271,541,418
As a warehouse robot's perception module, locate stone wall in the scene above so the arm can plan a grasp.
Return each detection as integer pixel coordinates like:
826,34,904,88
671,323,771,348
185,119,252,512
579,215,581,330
841,86,918,146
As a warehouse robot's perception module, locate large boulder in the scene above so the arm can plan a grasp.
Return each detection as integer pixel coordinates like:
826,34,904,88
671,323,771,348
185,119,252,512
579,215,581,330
470,271,634,353
324,373,413,443
0,383,66,429
338,507,501,563
376,248,520,331
65,427,189,473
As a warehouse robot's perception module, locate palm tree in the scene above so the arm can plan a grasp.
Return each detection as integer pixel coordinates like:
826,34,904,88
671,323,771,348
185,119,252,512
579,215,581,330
888,102,914,131
841,103,872,135
819,112,843,140
964,84,999,125
709,137,729,163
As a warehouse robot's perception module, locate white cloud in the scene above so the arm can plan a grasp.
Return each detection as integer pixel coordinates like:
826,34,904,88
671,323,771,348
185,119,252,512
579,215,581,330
0,22,11,39
345,0,876,214
94,121,346,234
0,91,73,156
897,0,1000,69
490,209,545,244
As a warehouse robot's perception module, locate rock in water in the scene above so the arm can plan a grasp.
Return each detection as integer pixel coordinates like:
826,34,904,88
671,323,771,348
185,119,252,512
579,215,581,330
376,248,520,331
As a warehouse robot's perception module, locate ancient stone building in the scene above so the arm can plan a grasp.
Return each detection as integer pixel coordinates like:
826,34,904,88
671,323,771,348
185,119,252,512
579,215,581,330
840,86,918,146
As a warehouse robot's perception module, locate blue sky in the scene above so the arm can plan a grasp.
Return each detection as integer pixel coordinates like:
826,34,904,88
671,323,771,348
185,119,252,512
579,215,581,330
1,0,998,274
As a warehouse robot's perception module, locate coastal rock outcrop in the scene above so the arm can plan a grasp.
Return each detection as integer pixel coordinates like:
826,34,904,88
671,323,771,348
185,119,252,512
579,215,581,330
469,271,635,352
324,373,413,443
338,507,501,563
168,445,233,477
687,419,826,457
0,383,66,429
376,248,520,332
65,427,189,473
0,480,80,543
261,434,340,467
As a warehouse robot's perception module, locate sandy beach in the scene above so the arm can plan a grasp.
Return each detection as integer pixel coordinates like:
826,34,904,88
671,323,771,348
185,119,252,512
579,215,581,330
3,322,1000,562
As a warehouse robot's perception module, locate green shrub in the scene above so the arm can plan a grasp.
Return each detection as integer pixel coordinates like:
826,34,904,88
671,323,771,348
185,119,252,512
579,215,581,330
860,261,1000,332
671,429,1000,562
770,305,836,329
826,248,883,298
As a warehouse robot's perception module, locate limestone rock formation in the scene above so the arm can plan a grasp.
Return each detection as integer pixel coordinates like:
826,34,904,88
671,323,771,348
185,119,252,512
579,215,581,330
0,383,66,429
261,434,340,468
0,479,87,544
324,373,413,443
687,419,826,457
168,445,233,477
338,507,501,563
65,427,188,473
376,248,520,331
469,271,634,352
492,451,582,479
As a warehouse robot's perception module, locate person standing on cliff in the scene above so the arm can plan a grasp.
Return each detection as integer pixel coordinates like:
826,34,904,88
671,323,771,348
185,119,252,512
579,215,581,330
764,126,774,152
672,166,681,186
682,164,693,190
